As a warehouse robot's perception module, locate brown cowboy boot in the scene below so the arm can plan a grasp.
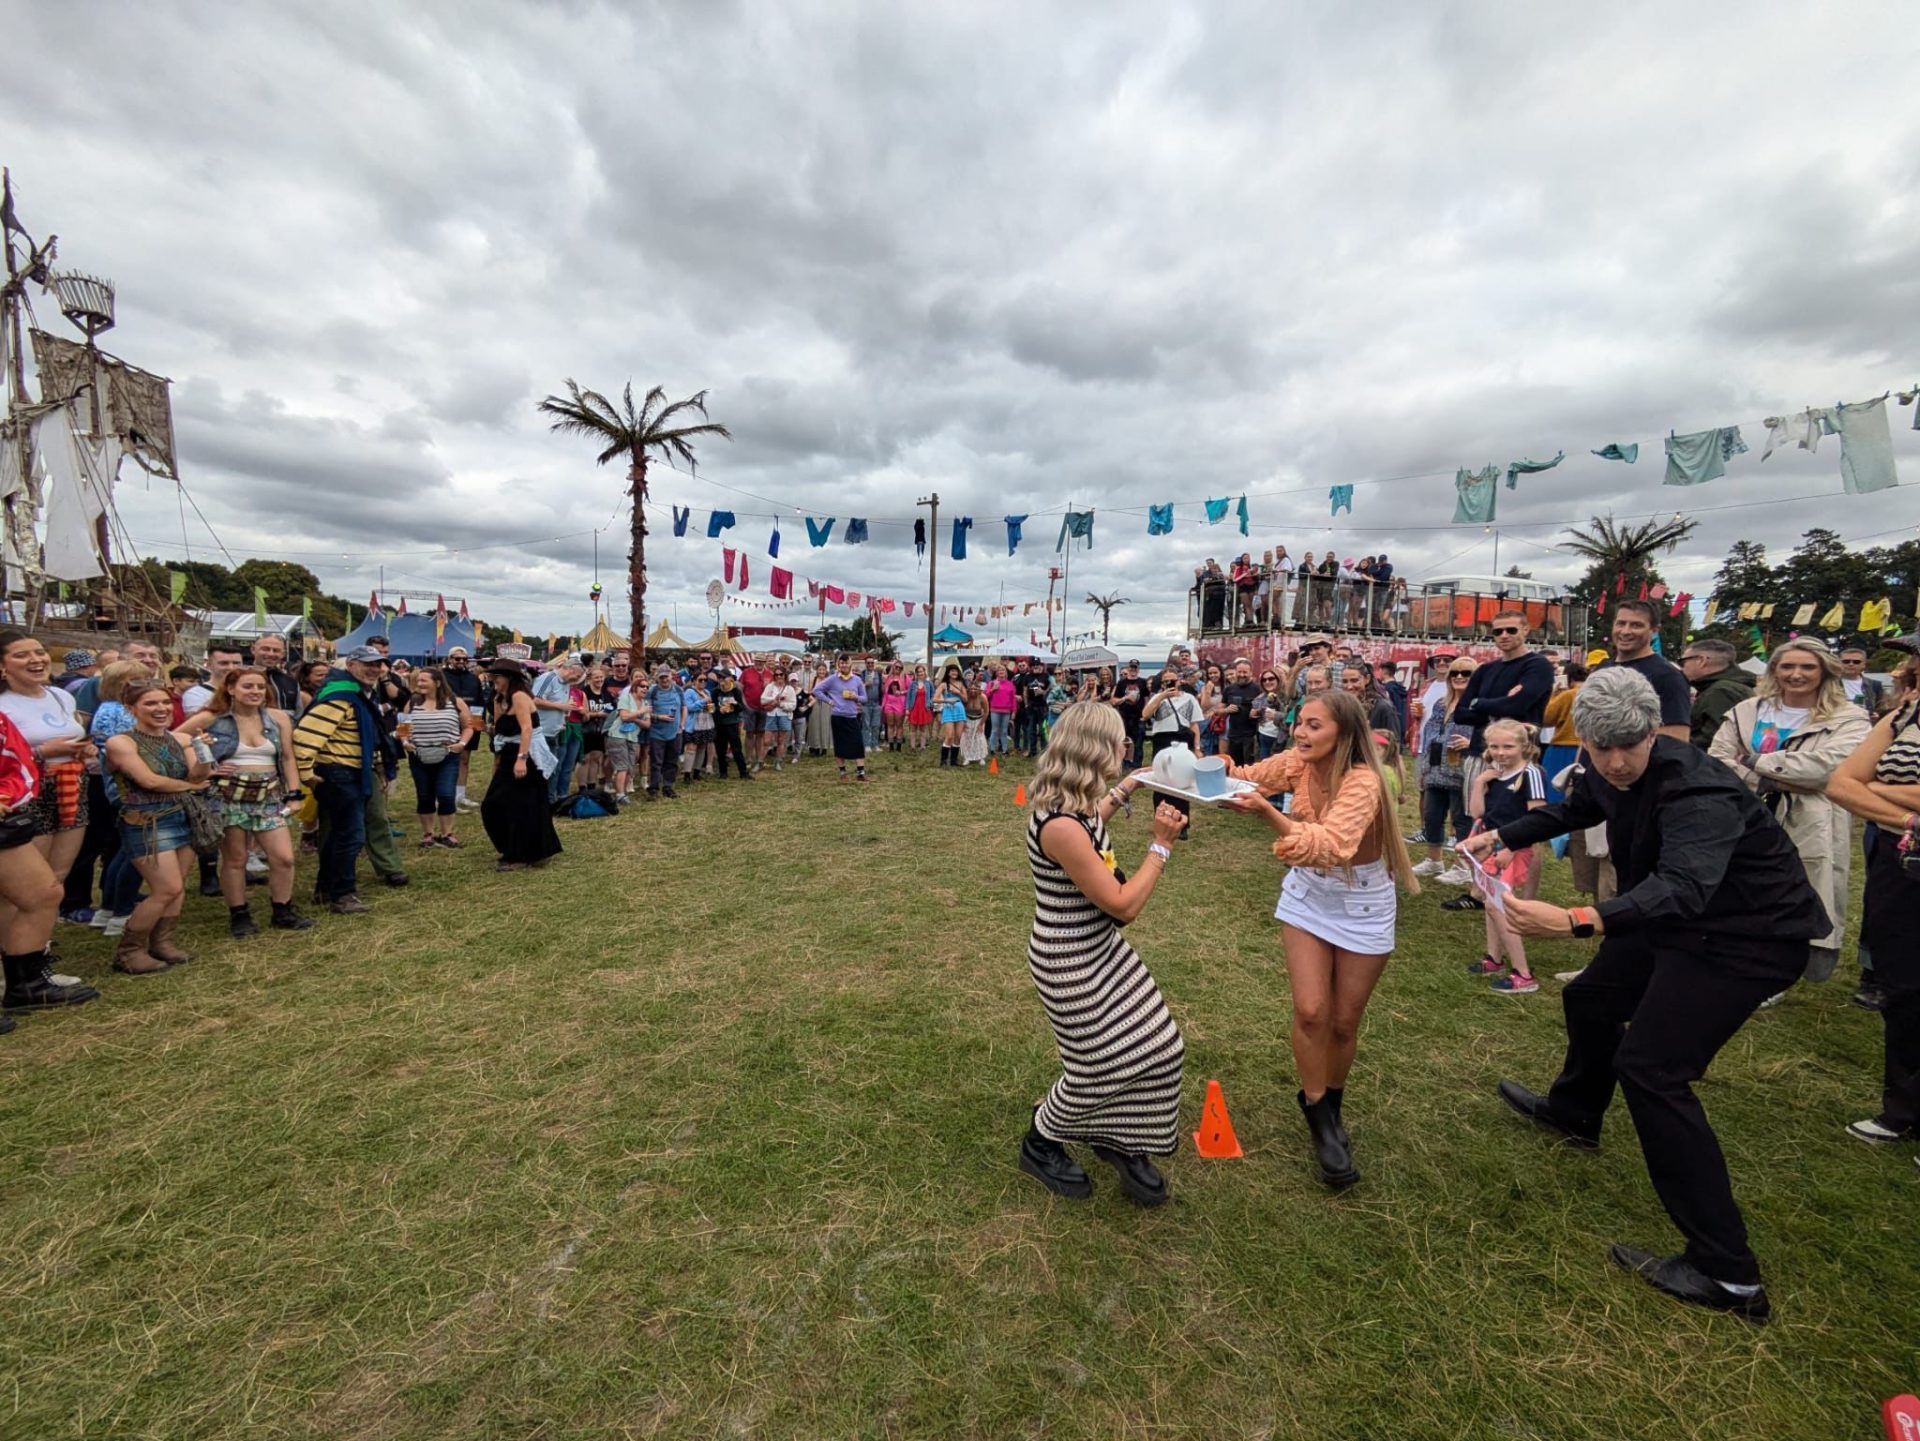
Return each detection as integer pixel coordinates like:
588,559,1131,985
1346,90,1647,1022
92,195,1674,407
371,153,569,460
114,927,169,975
148,916,193,966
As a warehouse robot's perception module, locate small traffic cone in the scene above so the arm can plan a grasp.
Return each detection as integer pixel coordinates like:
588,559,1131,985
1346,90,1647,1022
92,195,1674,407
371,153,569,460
1192,1079,1243,1158
989,755,999,775
1013,782,1026,806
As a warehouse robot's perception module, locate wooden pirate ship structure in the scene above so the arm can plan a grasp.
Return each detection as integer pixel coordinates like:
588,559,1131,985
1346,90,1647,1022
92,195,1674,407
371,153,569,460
1,167,204,656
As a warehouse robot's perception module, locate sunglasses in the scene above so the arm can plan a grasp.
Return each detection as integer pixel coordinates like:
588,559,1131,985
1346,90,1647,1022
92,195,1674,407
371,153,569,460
1491,626,1522,636
1449,670,1473,677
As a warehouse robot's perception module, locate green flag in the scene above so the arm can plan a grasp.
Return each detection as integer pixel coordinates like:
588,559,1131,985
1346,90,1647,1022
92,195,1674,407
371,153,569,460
169,570,188,605
301,594,312,622
254,586,270,630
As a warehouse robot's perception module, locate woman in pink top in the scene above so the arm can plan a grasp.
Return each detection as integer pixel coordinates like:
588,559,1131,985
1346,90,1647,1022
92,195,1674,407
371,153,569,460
985,665,1019,756
1223,690,1420,1191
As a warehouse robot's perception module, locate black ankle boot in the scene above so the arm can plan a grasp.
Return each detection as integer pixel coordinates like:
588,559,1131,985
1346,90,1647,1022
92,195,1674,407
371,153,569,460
271,901,316,931
1327,1087,1349,1148
1298,1089,1359,1188
229,904,258,939
1019,1123,1092,1199
2,950,100,1012
1089,1144,1170,1207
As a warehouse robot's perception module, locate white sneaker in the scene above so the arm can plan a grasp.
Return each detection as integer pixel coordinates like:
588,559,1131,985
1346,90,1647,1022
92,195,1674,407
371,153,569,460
1435,862,1473,886
101,914,127,937
1846,1118,1911,1143
88,911,113,929
245,854,270,878
1757,991,1787,1010
1553,968,1587,984
1411,857,1443,878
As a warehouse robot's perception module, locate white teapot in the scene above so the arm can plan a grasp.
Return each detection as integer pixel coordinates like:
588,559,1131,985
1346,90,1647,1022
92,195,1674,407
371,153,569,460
1152,742,1196,790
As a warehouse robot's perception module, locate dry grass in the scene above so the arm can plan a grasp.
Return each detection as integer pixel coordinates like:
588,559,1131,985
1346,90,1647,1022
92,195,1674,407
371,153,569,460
1,746,1914,1439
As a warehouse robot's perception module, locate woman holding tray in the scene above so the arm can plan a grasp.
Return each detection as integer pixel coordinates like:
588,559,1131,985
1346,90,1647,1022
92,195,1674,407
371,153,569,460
1019,702,1189,1207
1221,689,1420,1188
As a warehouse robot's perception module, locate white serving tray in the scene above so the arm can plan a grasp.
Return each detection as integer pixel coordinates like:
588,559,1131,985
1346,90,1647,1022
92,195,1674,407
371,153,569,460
1129,770,1259,806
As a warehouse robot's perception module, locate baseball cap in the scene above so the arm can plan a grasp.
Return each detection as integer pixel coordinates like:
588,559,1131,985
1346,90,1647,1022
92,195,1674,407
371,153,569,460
1585,648,1610,666
343,645,385,663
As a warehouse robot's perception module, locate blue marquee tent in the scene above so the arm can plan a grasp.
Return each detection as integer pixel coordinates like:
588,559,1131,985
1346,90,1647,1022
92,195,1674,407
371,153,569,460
336,612,480,660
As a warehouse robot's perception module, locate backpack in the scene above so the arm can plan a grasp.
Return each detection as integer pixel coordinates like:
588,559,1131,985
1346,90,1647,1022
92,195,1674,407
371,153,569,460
554,784,618,819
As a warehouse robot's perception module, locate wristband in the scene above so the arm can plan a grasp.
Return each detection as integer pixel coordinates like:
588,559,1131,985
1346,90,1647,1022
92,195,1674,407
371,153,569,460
1148,842,1172,862
1569,906,1597,939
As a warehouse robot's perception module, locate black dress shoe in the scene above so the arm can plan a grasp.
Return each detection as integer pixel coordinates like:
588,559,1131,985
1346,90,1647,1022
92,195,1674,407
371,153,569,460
1497,1080,1599,1149
1089,1144,1170,1207
1441,894,1485,912
383,872,410,888
1,1012,14,1034
1852,985,1887,1012
1609,1244,1771,1325
1018,1126,1092,1199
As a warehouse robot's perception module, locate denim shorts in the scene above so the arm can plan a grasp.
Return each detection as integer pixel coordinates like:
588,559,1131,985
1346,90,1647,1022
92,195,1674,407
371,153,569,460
765,714,793,733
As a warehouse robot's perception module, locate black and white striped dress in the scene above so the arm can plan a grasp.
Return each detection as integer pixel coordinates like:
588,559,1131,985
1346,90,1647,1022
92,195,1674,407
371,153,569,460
1027,810,1185,1156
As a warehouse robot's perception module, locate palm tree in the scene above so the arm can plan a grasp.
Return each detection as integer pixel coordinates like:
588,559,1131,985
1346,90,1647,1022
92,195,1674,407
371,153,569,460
537,382,731,661
1560,513,1699,582
1084,591,1130,644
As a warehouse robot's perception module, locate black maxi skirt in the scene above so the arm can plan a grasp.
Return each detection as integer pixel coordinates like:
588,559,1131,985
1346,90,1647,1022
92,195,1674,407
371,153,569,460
481,752,563,865
830,713,866,761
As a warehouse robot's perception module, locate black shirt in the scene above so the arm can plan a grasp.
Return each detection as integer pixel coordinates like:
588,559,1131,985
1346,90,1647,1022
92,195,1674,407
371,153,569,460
1221,680,1262,738
1596,654,1692,729
1457,651,1555,757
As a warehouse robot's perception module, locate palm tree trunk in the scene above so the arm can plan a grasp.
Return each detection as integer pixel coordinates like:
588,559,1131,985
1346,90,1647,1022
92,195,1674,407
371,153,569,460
629,451,649,663
1101,608,1110,644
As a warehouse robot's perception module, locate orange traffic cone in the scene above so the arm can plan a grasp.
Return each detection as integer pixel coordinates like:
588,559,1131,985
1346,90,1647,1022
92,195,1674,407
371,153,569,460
1013,782,1027,806
1192,1079,1244,1158
989,755,999,775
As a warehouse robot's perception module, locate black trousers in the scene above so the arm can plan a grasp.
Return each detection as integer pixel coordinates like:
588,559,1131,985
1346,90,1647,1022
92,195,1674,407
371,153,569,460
1225,734,1255,767
713,725,748,778
63,773,119,912
647,736,680,791
1546,929,1800,1285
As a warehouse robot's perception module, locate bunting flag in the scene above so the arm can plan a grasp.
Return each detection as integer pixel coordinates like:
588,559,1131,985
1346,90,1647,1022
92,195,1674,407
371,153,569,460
254,586,270,630
1649,582,1668,600
1792,603,1816,625
1596,591,1607,616
301,595,313,623
1737,602,1759,620
458,599,470,622
1818,601,1845,629
1703,598,1722,624
1615,573,1627,594
1637,581,1648,600
169,570,188,605
397,597,408,617
368,590,379,613
1667,592,1692,618
1759,603,1776,619
1861,597,1891,632
1748,624,1767,651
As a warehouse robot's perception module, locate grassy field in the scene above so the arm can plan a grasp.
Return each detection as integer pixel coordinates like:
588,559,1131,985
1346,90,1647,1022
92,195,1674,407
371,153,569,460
1,744,1915,1440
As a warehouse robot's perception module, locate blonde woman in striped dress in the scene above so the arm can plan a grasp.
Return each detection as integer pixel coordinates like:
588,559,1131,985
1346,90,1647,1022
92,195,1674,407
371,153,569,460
1020,701,1190,1206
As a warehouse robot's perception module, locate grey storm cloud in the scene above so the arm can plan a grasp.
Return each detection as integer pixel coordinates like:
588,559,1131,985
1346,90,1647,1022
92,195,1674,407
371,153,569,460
4,0,1918,645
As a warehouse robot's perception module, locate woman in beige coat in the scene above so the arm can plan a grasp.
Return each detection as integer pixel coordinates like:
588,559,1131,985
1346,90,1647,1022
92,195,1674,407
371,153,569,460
1709,639,1871,992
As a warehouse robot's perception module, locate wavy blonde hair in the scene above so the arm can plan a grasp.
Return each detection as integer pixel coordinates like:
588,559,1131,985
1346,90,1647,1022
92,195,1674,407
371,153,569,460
1481,718,1539,764
1028,702,1123,817
1756,638,1848,721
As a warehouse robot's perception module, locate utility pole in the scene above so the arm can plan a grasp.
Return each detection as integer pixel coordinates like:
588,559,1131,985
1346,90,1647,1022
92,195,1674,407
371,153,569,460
917,491,939,667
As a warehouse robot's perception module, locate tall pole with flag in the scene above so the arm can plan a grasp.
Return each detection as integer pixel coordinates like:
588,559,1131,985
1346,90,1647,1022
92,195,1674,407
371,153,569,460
434,594,447,655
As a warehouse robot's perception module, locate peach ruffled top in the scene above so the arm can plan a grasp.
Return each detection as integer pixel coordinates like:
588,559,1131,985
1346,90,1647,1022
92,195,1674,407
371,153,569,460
1231,750,1384,868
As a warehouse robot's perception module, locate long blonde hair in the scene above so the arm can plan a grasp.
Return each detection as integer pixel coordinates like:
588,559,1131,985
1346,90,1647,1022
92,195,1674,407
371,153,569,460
1300,690,1420,894
1756,638,1848,721
1028,702,1123,817
1481,718,1539,765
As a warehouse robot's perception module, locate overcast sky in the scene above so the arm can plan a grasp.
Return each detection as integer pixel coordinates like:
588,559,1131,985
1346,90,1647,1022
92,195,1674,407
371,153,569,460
5,2,1917,648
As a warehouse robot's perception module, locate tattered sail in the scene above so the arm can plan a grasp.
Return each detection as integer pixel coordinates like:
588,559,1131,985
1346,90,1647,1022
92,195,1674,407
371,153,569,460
29,329,176,478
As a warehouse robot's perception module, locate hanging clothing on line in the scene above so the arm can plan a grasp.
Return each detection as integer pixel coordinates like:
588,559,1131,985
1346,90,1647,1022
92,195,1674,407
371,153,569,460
951,516,972,560
722,548,737,583
912,518,924,556
1146,504,1174,536
1329,484,1354,516
1860,598,1891,632
904,601,915,618
1203,497,1231,525
1235,494,1249,535
1451,464,1499,524
805,516,835,546
1056,509,1094,552
1833,396,1900,494
768,526,781,558
1505,450,1564,489
1662,426,1748,487
1898,385,1920,430
738,556,750,590
825,585,845,604
1003,514,1026,556
707,510,736,538
1591,443,1638,463
769,566,793,600
1760,408,1836,461
672,505,691,536
845,518,869,544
